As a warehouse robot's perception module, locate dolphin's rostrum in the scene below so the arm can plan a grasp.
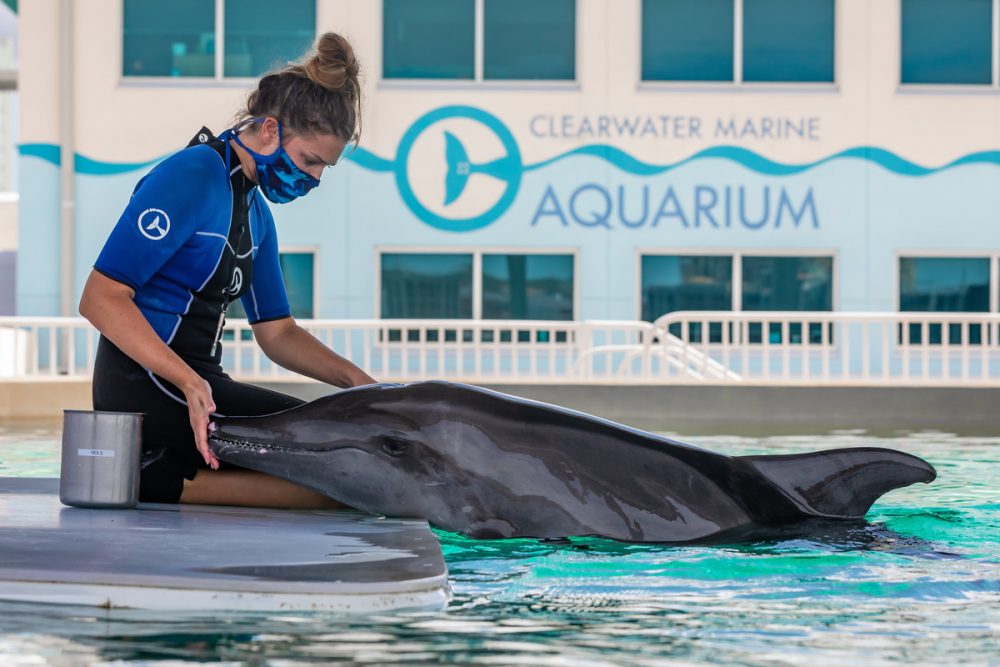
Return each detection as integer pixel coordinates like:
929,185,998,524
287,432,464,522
207,381,936,542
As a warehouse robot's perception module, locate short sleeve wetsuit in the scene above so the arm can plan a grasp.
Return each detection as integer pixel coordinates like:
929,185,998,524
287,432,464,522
91,127,305,503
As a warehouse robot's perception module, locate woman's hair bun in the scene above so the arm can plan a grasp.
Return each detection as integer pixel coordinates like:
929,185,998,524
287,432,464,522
240,31,362,143
302,32,360,95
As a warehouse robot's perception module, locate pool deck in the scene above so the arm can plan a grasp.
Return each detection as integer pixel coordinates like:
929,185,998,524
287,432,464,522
0,477,451,612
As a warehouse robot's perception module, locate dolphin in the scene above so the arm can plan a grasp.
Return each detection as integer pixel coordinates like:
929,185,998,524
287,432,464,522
207,381,937,543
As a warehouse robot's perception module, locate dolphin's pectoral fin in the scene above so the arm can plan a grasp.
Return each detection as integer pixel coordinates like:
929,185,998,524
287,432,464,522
466,518,518,540
741,448,937,520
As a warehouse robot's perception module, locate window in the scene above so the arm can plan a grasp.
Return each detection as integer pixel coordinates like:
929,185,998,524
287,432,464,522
380,253,474,318
899,256,992,344
742,0,835,82
223,0,317,77
901,0,996,85
641,255,732,321
382,0,474,79
227,251,316,321
743,255,832,343
742,256,833,311
383,0,576,81
482,254,574,320
484,0,576,80
641,0,835,84
641,253,834,343
642,0,733,81
379,251,576,319
123,0,316,79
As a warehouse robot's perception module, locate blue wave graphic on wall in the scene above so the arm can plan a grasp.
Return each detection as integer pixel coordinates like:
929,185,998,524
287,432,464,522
20,142,1000,177
522,144,1000,176
19,143,162,175
341,144,395,172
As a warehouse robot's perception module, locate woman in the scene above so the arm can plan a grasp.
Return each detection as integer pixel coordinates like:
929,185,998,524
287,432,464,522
79,33,375,507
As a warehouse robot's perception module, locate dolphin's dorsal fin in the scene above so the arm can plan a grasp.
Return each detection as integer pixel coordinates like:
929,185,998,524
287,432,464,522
740,448,936,519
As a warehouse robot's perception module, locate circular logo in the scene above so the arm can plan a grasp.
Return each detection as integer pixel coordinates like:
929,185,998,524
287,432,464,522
228,267,243,296
137,208,171,241
395,106,522,233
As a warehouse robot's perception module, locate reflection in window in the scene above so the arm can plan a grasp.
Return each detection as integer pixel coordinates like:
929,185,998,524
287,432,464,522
901,0,993,84
484,0,575,80
742,256,832,343
900,257,990,311
899,257,990,344
743,0,834,82
224,0,315,77
383,0,475,79
124,0,316,78
482,254,574,320
742,256,833,311
641,0,734,81
123,0,215,77
381,254,473,318
279,252,315,319
641,255,732,321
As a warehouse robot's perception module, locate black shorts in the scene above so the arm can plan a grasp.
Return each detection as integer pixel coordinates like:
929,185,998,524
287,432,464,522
91,336,304,503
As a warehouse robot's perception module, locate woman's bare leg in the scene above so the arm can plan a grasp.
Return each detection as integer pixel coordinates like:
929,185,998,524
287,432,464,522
180,469,344,509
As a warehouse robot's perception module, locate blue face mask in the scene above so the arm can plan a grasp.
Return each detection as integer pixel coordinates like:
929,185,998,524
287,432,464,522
228,119,320,204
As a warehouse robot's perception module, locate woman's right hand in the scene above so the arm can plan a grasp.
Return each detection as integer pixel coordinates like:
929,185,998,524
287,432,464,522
182,376,219,469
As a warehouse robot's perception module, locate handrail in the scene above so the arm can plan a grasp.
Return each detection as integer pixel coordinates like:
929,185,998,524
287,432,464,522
1,313,998,385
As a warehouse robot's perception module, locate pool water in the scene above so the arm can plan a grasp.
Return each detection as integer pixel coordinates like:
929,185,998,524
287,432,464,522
0,423,997,666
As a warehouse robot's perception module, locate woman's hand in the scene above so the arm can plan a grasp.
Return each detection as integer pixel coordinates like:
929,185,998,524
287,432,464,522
181,375,219,469
81,270,226,469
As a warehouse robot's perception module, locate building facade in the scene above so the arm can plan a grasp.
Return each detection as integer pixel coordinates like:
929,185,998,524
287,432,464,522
15,0,1000,329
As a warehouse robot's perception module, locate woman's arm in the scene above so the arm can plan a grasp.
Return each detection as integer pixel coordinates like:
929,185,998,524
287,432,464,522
79,270,221,469
251,317,376,387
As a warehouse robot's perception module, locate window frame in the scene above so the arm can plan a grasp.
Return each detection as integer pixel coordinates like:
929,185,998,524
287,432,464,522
375,246,580,320
897,0,1000,93
635,248,840,320
637,0,841,92
378,0,581,91
119,0,318,85
894,251,1000,313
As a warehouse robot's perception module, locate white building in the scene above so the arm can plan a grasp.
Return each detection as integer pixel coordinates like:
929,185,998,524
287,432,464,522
14,0,1000,338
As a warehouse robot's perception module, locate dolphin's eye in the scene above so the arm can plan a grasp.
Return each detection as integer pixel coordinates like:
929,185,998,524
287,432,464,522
381,436,410,457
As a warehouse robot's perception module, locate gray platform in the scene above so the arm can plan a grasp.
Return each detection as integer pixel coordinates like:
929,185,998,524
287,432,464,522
0,478,451,612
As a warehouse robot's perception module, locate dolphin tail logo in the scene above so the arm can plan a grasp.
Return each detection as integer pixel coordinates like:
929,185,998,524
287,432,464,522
443,131,471,206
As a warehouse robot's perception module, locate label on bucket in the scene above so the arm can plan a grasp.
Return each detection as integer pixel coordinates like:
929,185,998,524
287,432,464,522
77,448,115,458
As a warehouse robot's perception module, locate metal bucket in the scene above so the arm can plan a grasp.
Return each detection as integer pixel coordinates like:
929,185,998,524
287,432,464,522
59,410,143,508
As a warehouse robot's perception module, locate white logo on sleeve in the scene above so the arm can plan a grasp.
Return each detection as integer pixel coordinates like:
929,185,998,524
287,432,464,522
137,208,171,241
228,267,243,295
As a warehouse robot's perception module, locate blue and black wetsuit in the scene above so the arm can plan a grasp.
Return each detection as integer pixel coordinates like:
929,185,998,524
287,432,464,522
92,127,304,502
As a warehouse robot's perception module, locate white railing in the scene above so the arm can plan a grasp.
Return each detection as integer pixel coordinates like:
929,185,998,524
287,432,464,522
1,313,999,385
652,311,1000,385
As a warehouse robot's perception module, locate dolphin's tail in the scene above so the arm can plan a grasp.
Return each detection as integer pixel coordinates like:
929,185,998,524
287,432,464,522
444,131,471,205
739,447,936,520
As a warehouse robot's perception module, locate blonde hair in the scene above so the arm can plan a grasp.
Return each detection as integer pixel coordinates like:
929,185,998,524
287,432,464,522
239,32,362,144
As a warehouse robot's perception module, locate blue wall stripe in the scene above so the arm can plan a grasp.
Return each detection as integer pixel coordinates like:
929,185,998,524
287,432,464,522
19,142,1000,178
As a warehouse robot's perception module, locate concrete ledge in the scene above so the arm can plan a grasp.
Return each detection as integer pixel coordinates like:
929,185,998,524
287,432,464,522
0,379,91,420
262,381,1000,435
2,379,998,434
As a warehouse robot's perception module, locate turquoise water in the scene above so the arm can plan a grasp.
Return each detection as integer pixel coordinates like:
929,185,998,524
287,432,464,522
0,423,997,666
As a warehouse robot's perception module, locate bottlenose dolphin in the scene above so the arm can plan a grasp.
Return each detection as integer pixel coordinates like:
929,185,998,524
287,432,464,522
207,381,937,543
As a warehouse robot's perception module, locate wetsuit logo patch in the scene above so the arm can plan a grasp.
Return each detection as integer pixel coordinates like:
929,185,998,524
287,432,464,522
228,267,243,295
137,208,171,241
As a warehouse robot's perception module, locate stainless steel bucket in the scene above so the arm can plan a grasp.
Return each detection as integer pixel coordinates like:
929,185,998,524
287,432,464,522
59,410,143,508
